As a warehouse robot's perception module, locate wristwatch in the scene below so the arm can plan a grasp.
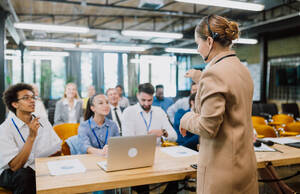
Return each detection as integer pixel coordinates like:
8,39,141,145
162,129,168,137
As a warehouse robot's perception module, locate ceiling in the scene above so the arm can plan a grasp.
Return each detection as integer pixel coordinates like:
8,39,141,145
2,0,300,53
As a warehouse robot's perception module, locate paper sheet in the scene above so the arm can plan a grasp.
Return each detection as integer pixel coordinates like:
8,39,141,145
47,159,86,176
254,143,276,152
161,146,198,157
263,137,300,145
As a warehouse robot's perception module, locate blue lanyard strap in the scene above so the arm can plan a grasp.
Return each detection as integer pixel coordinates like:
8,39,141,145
11,118,25,143
140,111,152,131
88,119,109,149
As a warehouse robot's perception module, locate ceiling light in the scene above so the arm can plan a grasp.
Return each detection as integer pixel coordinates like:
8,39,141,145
122,30,183,39
233,38,258,44
175,0,264,11
150,38,175,43
24,41,76,48
165,48,198,54
29,51,69,57
79,44,103,49
14,22,90,33
102,45,147,52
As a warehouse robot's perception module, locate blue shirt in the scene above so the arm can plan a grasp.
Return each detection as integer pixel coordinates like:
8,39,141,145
78,117,119,154
152,96,174,113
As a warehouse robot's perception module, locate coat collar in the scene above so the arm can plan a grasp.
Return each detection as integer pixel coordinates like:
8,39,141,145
206,50,236,70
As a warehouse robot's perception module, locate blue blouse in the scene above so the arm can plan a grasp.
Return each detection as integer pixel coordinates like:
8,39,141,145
78,117,119,154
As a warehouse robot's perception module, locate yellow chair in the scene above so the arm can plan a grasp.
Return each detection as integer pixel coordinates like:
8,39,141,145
0,187,11,194
53,123,80,142
271,114,299,136
252,116,277,138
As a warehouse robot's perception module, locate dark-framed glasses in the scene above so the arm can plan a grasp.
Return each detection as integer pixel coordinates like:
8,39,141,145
18,95,38,101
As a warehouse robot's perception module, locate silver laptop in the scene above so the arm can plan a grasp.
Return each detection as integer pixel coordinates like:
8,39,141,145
97,135,156,172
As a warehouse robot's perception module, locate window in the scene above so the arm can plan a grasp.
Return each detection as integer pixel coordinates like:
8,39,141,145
104,53,118,92
122,54,128,96
177,56,191,91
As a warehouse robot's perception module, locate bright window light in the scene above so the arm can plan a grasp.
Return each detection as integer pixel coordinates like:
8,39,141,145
175,0,264,11
79,44,103,49
14,22,90,33
233,38,258,44
165,48,198,54
24,41,76,48
122,30,183,39
102,45,147,52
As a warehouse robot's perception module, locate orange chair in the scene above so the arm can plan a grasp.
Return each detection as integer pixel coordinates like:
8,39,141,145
252,116,277,138
0,187,11,194
53,123,80,142
271,114,299,136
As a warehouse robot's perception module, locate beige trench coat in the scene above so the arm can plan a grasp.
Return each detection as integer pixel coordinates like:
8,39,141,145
180,51,258,194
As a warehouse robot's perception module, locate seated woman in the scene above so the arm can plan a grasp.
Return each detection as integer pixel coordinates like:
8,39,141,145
174,93,199,151
78,94,119,155
54,83,83,126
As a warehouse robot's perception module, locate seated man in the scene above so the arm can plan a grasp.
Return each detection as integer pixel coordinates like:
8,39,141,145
123,83,177,194
123,83,177,143
0,83,61,194
152,84,173,113
174,93,199,151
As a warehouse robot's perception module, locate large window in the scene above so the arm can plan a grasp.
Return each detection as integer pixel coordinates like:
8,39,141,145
104,53,118,92
177,56,192,91
81,52,93,97
122,54,128,96
139,55,177,97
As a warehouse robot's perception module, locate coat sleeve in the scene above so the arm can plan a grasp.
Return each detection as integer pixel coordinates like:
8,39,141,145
180,71,227,139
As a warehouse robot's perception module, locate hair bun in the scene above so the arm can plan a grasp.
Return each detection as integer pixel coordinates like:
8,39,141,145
225,21,239,41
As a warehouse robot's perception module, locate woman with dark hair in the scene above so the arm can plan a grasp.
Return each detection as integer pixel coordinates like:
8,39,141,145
180,15,258,194
78,94,119,155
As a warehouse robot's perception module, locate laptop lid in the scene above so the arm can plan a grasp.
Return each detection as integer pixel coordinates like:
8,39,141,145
105,135,156,172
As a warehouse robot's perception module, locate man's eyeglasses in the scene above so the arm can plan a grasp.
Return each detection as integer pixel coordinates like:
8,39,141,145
18,95,38,101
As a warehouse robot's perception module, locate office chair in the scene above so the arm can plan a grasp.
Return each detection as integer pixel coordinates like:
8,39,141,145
53,123,80,142
281,103,300,120
252,116,277,138
271,114,300,136
0,187,11,194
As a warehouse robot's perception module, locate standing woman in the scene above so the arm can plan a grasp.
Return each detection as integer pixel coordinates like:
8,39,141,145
180,15,258,194
78,94,119,155
54,83,83,126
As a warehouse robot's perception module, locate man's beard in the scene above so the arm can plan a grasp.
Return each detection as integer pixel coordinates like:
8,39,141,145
141,104,151,111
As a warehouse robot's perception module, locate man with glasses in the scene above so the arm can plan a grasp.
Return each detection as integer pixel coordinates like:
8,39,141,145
0,83,61,194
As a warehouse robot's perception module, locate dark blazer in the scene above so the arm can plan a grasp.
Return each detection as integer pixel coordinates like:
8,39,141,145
106,106,125,120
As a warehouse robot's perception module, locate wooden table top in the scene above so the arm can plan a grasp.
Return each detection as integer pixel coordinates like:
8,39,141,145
36,139,300,193
36,147,197,194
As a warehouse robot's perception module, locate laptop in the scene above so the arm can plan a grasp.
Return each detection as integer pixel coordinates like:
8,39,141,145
97,135,157,172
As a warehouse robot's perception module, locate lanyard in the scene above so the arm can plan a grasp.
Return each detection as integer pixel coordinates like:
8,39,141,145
140,111,152,131
11,118,25,143
88,119,109,149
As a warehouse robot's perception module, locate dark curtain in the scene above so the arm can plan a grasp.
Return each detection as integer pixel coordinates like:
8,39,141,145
66,51,82,96
92,52,104,93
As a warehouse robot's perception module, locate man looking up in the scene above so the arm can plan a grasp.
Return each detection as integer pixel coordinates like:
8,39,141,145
0,83,61,194
152,84,173,113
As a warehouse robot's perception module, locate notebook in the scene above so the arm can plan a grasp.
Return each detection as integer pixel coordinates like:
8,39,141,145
97,135,156,172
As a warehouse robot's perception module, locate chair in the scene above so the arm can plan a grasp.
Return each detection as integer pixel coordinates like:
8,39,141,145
53,123,80,142
252,103,261,116
259,103,278,120
252,116,277,138
271,114,300,136
0,187,11,194
281,103,300,120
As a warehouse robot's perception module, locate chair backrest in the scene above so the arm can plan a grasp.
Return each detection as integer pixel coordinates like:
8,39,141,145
272,114,294,124
260,103,278,117
53,123,80,141
281,103,299,119
253,125,277,138
252,103,262,116
286,122,300,133
252,116,266,126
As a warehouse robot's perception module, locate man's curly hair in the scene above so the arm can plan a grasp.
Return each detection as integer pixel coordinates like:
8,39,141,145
2,83,34,114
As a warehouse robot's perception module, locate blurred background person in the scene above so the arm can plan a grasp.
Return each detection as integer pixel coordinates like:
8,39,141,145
152,84,173,113
54,83,83,126
167,82,198,124
31,84,48,119
82,85,96,110
116,85,129,109
106,88,124,136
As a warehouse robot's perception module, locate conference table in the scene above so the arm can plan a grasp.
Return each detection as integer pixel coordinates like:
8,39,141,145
36,140,300,194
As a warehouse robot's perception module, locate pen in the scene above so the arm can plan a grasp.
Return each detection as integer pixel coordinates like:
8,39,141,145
32,114,44,128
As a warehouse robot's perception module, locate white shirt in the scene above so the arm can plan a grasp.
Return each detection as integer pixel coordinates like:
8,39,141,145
0,113,62,174
63,99,78,123
109,104,124,131
167,97,190,124
122,104,177,143
118,96,130,108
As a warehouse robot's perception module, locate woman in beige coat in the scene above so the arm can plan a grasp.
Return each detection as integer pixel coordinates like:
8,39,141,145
180,15,258,194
